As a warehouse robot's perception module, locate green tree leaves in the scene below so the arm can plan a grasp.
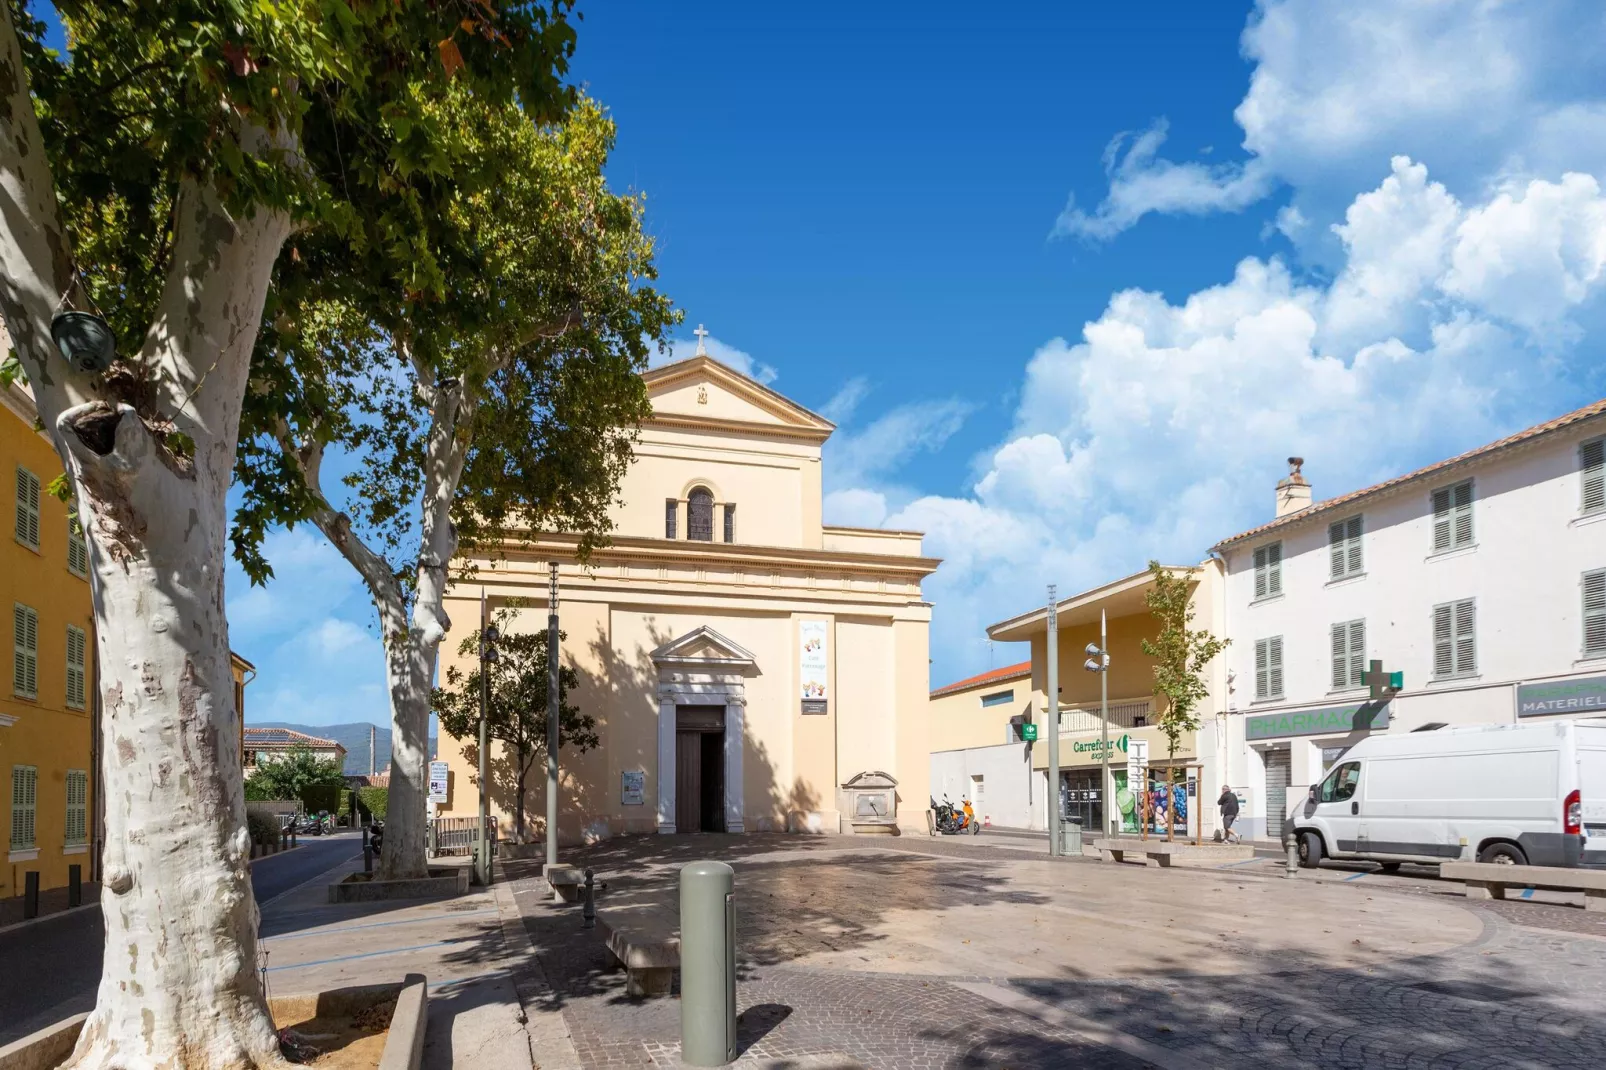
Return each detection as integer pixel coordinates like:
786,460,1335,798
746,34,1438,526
1140,560,1230,761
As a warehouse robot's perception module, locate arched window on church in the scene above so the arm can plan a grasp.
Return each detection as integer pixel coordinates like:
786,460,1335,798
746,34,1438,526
687,487,715,541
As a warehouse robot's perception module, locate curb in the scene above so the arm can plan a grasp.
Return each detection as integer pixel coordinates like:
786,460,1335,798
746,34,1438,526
494,882,583,1070
0,1012,86,1070
378,974,428,1070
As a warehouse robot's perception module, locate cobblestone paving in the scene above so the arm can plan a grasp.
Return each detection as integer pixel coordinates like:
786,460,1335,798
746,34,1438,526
508,837,1606,1069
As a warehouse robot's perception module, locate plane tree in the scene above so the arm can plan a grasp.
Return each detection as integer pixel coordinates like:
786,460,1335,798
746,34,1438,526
231,94,671,880
0,2,578,1063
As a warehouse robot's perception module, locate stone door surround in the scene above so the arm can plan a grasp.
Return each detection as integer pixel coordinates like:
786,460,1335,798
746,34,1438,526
651,626,756,834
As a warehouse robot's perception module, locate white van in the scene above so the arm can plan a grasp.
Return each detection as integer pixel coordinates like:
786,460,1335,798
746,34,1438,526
1289,718,1606,870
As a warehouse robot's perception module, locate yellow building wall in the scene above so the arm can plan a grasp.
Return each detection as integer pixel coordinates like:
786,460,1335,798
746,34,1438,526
2,385,96,899
928,675,1034,753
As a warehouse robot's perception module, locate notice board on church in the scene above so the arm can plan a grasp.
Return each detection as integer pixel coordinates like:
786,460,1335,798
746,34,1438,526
800,619,828,714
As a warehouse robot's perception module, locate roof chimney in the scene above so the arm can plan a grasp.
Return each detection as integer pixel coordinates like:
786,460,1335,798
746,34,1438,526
1276,456,1312,518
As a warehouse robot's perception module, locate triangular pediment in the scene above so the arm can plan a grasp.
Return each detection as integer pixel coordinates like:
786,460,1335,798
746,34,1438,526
650,625,758,668
643,356,834,441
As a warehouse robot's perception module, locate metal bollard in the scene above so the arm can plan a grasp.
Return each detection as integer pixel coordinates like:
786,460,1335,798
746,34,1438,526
680,861,737,1067
68,864,82,908
1284,835,1299,878
582,868,596,929
364,845,373,874
23,871,39,919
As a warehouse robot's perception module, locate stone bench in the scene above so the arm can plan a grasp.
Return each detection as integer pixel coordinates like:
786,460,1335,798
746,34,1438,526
1090,837,1254,868
545,863,585,903
1441,861,1606,911
595,902,679,997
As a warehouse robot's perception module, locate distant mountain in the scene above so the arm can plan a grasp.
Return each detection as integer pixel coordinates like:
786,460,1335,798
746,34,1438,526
249,721,438,775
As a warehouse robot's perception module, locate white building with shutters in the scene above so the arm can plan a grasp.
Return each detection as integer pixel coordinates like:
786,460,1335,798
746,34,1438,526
1208,398,1606,841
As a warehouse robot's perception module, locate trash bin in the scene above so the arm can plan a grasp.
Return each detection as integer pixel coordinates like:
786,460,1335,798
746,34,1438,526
1060,816,1084,856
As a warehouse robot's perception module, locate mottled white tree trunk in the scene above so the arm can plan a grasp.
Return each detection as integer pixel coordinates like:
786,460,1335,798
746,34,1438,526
0,9,295,1064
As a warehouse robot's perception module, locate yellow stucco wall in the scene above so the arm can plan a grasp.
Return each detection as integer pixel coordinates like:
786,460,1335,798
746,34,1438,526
928,671,1035,753
2,382,95,898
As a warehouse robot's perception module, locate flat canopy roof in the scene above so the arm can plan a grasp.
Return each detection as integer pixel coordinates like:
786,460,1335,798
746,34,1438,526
986,565,1195,642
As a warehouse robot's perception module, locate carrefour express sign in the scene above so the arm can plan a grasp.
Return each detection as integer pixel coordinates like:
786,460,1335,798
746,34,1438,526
1245,702,1390,741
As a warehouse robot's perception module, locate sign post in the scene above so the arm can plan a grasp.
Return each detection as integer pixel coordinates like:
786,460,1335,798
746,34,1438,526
1046,587,1060,857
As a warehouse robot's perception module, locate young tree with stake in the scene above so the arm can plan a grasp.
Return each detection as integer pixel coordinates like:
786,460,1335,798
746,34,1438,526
0,4,578,1064
433,608,597,844
1140,560,1230,842
232,95,672,881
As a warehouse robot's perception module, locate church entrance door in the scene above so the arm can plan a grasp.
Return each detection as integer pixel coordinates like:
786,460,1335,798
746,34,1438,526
676,705,727,832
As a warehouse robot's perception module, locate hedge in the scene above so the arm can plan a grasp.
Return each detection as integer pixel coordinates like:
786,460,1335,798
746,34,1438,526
301,783,343,815
356,786,388,821
246,811,281,845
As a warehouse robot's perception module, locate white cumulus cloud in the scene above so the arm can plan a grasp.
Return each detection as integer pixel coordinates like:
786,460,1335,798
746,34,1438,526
654,333,779,384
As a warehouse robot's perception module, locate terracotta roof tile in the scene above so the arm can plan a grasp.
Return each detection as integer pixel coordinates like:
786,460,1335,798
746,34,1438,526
243,727,342,750
1212,397,1606,550
930,661,1032,699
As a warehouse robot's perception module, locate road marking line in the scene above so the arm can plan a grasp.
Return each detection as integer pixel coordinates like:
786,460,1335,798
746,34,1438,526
262,908,498,942
1343,871,1369,882
953,981,1217,1070
266,939,459,972
1216,858,1265,869
1521,888,1534,899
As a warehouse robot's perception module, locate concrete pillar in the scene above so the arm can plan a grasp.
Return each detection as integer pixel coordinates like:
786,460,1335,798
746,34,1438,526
724,696,745,833
657,696,677,834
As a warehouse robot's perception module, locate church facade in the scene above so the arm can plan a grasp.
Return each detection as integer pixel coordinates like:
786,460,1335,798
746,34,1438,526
435,353,940,841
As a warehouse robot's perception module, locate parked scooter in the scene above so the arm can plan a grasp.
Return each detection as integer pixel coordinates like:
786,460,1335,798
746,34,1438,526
368,820,384,856
930,795,982,835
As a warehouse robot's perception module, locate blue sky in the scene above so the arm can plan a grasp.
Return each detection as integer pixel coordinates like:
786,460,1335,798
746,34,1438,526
140,0,1606,725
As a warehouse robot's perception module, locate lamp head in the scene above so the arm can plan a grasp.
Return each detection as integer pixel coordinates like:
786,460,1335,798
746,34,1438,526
484,624,501,643
1083,658,1102,673
51,311,117,373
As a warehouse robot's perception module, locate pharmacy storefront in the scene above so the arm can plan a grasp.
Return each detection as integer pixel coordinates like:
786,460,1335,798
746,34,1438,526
1033,726,1199,838
1235,700,1391,842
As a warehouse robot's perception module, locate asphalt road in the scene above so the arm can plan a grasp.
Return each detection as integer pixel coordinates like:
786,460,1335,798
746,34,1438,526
0,831,359,1044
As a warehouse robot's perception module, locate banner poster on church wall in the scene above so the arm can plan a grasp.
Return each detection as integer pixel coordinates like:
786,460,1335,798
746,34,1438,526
800,619,829,713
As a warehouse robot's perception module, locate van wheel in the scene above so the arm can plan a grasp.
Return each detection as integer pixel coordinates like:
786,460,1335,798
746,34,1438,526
1298,831,1323,869
1378,862,1402,874
1478,842,1526,866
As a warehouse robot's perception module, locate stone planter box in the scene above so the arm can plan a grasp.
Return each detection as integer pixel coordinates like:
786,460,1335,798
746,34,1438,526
329,867,470,903
0,976,428,1070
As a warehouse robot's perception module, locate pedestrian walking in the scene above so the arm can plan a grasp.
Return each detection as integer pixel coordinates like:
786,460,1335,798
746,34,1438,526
1218,785,1240,844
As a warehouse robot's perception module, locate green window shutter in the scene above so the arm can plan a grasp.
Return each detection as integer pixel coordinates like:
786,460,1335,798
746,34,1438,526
14,467,40,550
1255,638,1270,699
65,770,87,845
1452,481,1474,547
13,604,37,700
1268,636,1284,698
1345,517,1363,575
1583,439,1605,515
1585,569,1606,658
1330,624,1347,690
1433,603,1455,677
1432,487,1452,551
66,625,86,709
1348,619,1366,689
11,765,37,849
67,515,88,577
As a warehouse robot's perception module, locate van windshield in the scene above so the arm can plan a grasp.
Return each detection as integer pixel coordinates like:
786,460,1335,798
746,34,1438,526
1319,761,1361,803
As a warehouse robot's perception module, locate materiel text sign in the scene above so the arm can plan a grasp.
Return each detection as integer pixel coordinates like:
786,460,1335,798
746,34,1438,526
1517,675,1606,717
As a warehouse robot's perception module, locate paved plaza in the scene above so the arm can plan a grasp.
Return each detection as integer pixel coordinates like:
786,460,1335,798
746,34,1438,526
503,834,1606,1069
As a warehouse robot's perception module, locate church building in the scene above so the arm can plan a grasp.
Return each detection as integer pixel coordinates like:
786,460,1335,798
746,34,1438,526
435,347,939,841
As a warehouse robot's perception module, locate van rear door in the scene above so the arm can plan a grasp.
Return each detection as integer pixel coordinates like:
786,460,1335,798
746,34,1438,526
1577,723,1606,867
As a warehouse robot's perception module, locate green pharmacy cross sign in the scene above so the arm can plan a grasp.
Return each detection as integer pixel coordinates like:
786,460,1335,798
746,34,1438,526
1360,659,1404,702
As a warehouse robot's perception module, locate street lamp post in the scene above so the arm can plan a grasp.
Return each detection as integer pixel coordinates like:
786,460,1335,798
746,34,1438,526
476,590,500,887
546,562,561,870
1084,609,1110,837
1046,586,1060,857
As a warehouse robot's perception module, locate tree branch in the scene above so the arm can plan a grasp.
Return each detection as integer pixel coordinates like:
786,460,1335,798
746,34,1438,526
0,5,95,427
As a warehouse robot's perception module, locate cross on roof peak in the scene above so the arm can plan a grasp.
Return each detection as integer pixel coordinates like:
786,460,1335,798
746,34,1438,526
694,324,709,356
